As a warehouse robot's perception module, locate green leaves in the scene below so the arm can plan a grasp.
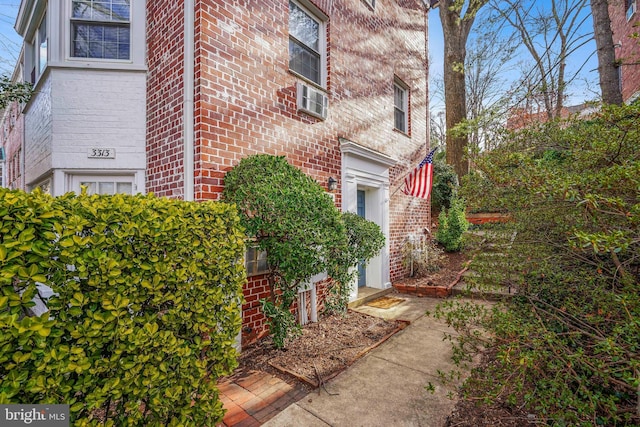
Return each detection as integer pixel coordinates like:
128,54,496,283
0,188,244,425
0,75,33,110
450,103,640,424
224,155,385,346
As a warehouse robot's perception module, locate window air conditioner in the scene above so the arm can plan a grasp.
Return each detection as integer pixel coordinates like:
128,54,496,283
297,82,328,119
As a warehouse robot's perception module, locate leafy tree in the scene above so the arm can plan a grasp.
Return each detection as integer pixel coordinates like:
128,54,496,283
0,75,32,109
437,103,640,424
223,155,384,347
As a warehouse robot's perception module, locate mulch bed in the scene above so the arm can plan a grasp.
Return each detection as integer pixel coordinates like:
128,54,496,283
237,310,403,390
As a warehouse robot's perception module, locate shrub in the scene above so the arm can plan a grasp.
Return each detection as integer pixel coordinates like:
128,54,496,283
401,235,444,277
223,155,384,346
431,153,459,214
437,103,640,424
325,212,385,313
0,189,245,426
435,197,469,252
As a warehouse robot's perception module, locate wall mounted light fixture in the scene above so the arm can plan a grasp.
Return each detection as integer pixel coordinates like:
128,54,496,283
327,176,338,192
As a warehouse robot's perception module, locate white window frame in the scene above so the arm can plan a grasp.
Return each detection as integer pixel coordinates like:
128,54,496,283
70,174,135,195
27,13,47,84
394,78,409,134
69,0,131,61
627,0,637,20
289,0,328,88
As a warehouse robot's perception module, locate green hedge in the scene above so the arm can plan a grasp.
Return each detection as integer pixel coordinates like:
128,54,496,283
0,189,245,426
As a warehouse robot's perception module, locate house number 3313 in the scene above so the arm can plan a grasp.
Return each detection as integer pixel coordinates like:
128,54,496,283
88,148,115,158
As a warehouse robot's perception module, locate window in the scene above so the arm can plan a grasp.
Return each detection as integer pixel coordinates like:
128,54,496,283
72,174,134,195
38,17,47,75
627,0,637,20
289,1,326,86
363,0,376,8
28,14,47,84
394,79,409,133
71,0,131,60
246,245,268,276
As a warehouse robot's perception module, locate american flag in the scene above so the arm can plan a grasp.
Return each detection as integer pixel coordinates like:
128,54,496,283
402,147,437,199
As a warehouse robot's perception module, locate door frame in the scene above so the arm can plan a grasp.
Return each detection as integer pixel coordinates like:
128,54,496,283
340,138,397,302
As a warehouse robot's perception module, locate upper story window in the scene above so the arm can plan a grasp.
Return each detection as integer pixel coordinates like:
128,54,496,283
289,1,326,86
28,14,47,84
627,0,637,20
71,0,131,60
394,78,409,133
38,17,47,75
363,0,376,9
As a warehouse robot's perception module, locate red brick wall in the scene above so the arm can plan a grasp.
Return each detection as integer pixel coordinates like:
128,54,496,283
146,1,187,198
610,0,640,102
147,0,431,343
1,101,24,190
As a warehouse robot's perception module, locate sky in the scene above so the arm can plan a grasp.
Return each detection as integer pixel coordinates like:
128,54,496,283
0,1,21,76
0,1,597,106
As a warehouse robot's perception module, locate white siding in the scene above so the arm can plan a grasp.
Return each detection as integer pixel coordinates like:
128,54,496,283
50,68,146,171
23,68,147,195
24,76,54,186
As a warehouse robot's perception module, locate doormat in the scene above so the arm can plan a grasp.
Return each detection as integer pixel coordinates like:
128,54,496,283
366,295,405,309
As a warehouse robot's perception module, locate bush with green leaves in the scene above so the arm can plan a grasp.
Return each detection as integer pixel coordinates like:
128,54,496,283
324,212,385,313
0,75,33,109
431,151,459,214
0,189,245,426
435,197,469,252
223,155,384,347
436,103,640,425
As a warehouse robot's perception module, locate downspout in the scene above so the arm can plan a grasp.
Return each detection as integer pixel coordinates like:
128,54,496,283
183,0,195,201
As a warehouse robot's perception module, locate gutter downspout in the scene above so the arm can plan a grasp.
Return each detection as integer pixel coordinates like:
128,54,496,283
183,0,195,201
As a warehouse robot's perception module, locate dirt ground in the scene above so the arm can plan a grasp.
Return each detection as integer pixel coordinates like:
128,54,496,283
237,249,476,390
237,249,525,424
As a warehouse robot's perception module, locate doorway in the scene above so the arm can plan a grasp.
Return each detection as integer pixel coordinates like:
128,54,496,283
357,189,366,288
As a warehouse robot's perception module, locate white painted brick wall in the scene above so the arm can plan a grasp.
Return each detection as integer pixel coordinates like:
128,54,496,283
24,68,147,192
51,68,147,170
24,77,53,186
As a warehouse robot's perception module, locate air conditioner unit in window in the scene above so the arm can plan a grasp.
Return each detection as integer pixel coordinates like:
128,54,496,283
297,82,328,119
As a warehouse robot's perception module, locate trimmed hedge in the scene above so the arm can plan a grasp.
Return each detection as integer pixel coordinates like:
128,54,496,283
0,189,245,426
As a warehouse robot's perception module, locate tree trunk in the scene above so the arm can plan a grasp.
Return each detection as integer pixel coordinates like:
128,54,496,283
442,35,469,177
591,0,623,105
439,1,487,178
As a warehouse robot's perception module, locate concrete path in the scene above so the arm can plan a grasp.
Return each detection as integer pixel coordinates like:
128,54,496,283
262,294,473,427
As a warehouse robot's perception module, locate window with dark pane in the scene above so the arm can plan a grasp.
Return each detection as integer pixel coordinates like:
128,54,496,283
246,246,269,276
71,0,130,60
394,82,407,132
289,1,322,85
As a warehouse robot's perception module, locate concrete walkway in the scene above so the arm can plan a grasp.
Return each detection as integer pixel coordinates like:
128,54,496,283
260,294,475,427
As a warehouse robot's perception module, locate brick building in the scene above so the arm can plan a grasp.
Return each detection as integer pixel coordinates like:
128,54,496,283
146,0,433,344
13,0,434,346
13,0,147,196
1,58,26,190
610,0,640,103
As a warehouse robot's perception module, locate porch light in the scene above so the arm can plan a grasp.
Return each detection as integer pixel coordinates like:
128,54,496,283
327,177,338,192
